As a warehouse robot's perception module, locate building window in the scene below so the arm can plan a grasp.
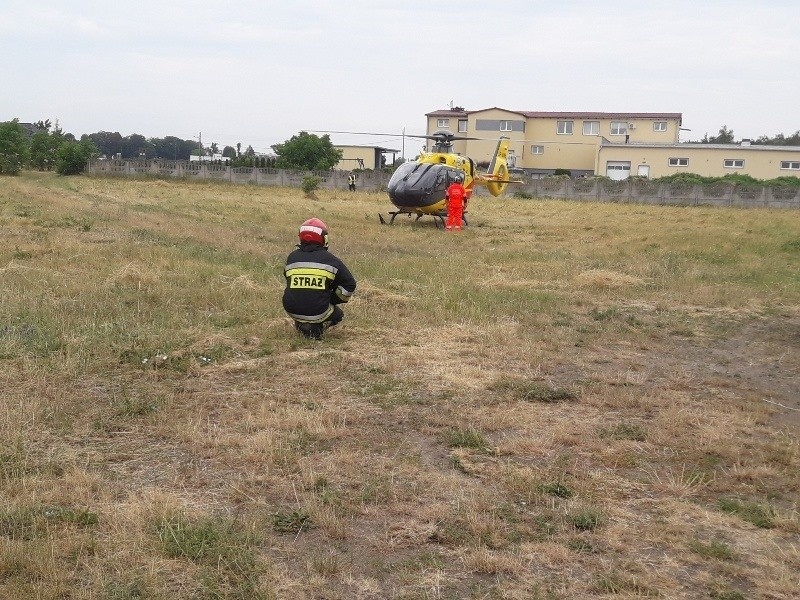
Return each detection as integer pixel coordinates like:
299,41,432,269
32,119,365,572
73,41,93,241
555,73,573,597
668,157,689,167
437,118,450,128
653,121,667,132
724,159,744,168
583,121,599,135
610,121,628,136
500,120,512,132
780,161,800,170
531,145,544,154
557,121,573,135
458,120,467,133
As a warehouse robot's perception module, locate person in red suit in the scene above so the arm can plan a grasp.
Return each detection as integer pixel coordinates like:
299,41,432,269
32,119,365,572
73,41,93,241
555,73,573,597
445,175,466,231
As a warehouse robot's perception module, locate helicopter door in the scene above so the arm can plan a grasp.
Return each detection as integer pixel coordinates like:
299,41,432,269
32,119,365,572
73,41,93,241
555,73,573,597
507,150,516,168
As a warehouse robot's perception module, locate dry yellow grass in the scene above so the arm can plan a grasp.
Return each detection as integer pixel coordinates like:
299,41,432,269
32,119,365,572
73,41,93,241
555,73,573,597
1,171,799,599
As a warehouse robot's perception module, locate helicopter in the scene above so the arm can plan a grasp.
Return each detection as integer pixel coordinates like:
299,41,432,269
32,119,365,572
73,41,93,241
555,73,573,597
382,131,521,227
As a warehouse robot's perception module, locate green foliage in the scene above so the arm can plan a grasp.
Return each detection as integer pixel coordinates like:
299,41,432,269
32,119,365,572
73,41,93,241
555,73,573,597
701,125,736,144
29,126,65,171
489,378,578,403
0,504,98,540
301,175,321,194
688,538,736,560
272,131,342,171
443,427,489,451
569,508,604,531
652,171,800,187
540,482,574,498
0,119,30,175
553,168,572,176
718,498,774,528
272,510,312,534
56,139,98,175
600,422,647,442
754,130,800,146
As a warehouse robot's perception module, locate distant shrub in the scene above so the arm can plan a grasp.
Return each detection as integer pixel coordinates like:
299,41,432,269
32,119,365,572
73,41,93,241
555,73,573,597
56,139,97,175
301,176,321,195
553,168,572,176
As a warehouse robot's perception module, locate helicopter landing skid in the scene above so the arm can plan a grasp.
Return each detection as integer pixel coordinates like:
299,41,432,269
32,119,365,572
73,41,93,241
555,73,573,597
381,210,467,229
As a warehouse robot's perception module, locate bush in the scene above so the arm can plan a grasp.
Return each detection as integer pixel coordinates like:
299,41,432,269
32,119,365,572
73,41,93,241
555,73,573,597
0,119,30,175
553,168,572,176
56,139,97,175
301,176,321,195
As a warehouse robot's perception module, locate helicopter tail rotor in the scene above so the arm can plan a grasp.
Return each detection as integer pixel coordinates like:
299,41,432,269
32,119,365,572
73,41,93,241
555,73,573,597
484,138,512,197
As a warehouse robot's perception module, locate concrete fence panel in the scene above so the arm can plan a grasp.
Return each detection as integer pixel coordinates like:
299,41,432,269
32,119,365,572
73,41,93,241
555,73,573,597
85,160,798,209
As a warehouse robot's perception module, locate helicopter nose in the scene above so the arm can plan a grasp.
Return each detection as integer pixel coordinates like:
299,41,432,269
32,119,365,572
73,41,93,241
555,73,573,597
387,163,453,208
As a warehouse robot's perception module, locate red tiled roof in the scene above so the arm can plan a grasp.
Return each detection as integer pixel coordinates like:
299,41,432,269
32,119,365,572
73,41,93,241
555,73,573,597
426,107,682,120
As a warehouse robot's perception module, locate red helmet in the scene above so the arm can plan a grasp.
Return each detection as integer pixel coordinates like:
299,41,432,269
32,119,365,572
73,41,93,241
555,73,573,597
298,218,329,247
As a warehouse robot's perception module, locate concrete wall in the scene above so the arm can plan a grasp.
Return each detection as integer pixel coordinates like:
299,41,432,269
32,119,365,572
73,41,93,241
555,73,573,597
503,178,800,208
86,160,800,209
87,159,393,191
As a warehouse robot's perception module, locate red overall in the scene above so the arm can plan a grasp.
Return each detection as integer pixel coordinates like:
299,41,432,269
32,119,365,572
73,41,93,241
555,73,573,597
445,182,466,230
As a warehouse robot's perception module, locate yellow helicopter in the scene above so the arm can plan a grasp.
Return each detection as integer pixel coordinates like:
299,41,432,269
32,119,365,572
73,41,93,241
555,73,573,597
382,131,520,226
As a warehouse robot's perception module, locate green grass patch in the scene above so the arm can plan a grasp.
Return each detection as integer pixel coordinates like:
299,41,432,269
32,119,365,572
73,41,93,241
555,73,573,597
272,510,312,534
569,508,604,531
599,422,647,442
488,378,579,403
443,427,490,452
688,538,737,561
0,505,98,540
718,498,774,528
540,482,574,498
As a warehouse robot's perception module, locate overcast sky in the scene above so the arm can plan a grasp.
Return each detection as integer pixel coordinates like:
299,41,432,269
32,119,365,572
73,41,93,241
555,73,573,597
2,0,798,155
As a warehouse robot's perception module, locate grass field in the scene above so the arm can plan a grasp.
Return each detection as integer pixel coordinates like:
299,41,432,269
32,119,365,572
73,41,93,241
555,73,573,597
1,171,799,599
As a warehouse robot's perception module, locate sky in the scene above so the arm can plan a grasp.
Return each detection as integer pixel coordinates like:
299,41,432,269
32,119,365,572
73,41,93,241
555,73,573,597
2,0,799,156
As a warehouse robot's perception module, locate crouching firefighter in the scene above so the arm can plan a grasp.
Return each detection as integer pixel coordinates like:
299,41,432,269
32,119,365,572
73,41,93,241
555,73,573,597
282,218,357,340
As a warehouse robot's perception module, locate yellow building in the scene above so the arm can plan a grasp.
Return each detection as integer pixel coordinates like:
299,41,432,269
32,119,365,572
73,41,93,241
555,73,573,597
334,145,399,171
597,141,800,180
426,107,682,176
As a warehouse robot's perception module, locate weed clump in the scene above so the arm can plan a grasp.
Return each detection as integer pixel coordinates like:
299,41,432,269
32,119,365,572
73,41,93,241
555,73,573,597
718,498,774,528
443,428,490,451
488,378,578,403
600,422,647,442
272,510,312,534
569,508,604,531
540,482,574,498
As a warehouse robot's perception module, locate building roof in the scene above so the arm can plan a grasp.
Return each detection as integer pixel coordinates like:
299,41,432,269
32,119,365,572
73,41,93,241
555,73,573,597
521,111,682,120
426,107,682,121
600,140,800,152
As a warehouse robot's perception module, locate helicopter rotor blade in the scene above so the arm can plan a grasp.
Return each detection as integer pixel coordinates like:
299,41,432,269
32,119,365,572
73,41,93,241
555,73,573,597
308,129,425,138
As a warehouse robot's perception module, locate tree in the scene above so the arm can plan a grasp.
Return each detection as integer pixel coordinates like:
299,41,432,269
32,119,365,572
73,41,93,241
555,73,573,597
121,134,152,159
56,138,97,175
29,128,65,171
149,136,198,160
85,131,123,158
754,130,800,146
701,125,735,144
0,119,30,175
222,146,237,159
271,131,342,171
